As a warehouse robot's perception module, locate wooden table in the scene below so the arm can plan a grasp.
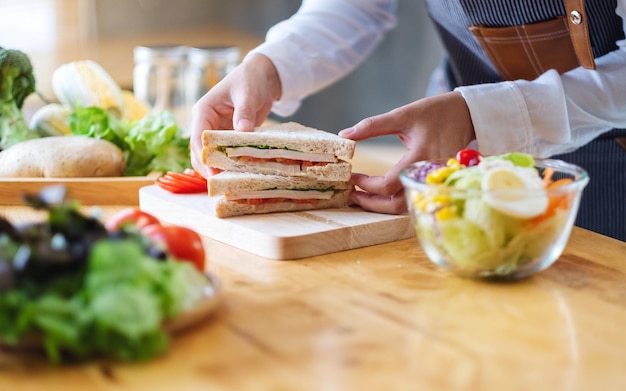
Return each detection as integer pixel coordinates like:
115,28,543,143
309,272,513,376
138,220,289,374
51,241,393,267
1,146,626,390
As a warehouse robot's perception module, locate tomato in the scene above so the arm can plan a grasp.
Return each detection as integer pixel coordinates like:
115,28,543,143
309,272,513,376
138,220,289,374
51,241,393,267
156,176,200,193
184,168,205,178
166,172,207,187
455,148,482,167
156,169,208,194
154,181,187,194
105,207,161,232
142,224,206,272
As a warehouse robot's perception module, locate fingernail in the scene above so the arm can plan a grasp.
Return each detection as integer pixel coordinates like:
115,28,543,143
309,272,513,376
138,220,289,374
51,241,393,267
338,128,354,137
236,119,254,131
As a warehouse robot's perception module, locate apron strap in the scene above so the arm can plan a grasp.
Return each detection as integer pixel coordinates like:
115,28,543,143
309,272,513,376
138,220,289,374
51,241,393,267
564,0,596,69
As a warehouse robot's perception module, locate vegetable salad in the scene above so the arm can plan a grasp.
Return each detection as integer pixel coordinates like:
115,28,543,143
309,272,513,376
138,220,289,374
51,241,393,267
401,149,584,278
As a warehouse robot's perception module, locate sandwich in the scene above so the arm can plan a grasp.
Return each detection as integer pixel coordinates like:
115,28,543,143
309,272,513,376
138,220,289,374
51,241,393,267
201,122,356,182
208,171,352,218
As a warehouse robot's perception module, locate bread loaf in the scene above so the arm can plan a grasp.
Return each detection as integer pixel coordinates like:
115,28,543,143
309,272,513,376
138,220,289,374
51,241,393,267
0,136,126,177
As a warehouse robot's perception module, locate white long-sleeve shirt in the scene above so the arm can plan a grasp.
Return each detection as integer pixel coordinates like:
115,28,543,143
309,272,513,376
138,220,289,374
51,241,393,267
249,0,626,158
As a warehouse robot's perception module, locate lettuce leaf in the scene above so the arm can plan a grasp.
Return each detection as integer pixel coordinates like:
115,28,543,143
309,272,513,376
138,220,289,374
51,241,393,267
0,239,207,363
68,107,190,176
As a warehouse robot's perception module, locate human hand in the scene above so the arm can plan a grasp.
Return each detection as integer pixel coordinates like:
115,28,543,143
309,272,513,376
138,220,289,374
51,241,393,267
189,54,282,176
338,91,475,214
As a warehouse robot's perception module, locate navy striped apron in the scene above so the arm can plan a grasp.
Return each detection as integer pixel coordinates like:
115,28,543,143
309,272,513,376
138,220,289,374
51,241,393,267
425,0,626,241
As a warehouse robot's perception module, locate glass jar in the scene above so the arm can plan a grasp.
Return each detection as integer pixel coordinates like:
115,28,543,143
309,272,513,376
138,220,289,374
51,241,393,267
133,45,188,127
185,46,240,111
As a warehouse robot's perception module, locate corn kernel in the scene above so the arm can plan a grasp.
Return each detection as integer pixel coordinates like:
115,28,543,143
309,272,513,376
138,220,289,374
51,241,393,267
431,194,451,205
446,158,461,169
426,167,455,184
411,194,424,210
435,205,457,220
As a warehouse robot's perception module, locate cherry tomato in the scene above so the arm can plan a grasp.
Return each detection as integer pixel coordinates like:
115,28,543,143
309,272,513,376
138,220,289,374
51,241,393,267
455,148,482,167
142,224,206,272
105,207,161,232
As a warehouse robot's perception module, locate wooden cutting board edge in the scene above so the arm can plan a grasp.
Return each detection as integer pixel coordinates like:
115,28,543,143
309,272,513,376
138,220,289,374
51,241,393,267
0,175,159,205
271,215,415,259
138,185,415,260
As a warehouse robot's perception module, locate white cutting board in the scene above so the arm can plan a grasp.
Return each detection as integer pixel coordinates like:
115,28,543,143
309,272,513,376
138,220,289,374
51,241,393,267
139,185,414,260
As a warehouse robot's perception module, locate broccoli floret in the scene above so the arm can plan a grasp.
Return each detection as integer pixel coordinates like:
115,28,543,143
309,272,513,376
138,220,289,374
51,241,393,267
0,47,40,151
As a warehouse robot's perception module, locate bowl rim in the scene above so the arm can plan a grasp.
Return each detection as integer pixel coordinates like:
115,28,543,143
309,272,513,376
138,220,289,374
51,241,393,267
399,157,590,196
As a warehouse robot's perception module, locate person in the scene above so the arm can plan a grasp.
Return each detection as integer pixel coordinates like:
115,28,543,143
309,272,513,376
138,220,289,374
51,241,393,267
190,0,626,241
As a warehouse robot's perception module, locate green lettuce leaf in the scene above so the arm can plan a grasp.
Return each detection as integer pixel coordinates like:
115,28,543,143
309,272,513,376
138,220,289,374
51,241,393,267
67,107,190,176
0,239,207,363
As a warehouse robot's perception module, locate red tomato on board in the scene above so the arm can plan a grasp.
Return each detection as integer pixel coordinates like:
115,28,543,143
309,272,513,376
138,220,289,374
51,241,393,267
105,207,161,232
142,224,206,272
156,170,208,194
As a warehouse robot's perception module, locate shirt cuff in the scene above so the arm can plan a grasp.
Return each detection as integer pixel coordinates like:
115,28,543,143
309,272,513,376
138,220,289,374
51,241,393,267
455,70,570,157
456,82,532,155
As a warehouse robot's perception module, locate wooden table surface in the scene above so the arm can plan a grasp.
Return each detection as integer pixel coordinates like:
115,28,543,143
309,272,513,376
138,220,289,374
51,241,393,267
9,7,626,389
1,146,626,391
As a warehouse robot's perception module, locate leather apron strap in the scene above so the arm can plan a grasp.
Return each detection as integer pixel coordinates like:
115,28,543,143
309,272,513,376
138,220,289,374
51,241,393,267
564,0,596,69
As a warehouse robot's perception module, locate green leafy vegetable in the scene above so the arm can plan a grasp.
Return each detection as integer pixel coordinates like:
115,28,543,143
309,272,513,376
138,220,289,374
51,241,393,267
483,152,536,167
0,187,210,363
217,145,301,154
0,47,41,150
68,106,191,176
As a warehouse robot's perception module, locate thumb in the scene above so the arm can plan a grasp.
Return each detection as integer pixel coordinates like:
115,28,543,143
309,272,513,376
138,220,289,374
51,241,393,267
338,114,400,141
233,105,256,132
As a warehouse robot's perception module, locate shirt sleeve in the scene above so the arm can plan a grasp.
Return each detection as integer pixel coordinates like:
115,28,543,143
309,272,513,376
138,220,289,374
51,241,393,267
456,0,626,158
247,0,398,117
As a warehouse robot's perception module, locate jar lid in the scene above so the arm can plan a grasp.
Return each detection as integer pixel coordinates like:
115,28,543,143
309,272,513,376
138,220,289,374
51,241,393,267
187,46,240,64
134,45,188,62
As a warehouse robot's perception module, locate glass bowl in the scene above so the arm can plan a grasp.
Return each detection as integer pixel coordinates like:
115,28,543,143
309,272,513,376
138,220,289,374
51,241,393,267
399,158,589,280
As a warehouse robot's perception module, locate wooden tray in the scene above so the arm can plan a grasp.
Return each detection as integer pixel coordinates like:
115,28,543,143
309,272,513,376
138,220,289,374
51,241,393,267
0,174,160,206
139,185,415,260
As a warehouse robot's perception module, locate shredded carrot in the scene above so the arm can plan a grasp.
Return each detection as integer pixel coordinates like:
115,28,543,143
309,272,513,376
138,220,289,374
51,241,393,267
548,178,573,188
542,167,555,187
528,177,574,228
528,195,566,228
